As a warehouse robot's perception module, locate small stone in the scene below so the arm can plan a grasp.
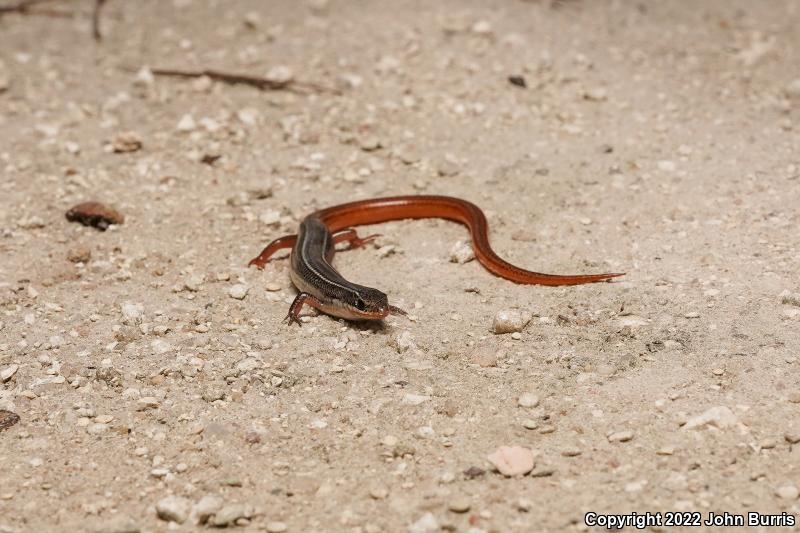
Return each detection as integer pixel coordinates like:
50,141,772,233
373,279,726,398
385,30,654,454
684,311,700,318
522,419,538,430
437,159,460,177
111,131,142,153
561,447,582,457
266,522,288,533
137,397,160,411
402,393,429,406
67,245,91,263
607,430,635,443
583,87,608,101
784,432,800,444
463,466,485,479
487,445,535,476
17,216,46,229
359,136,382,151
237,107,259,125
788,392,800,404
508,75,527,88
228,284,249,300
176,114,196,132
259,210,281,225
133,66,154,87
657,160,676,172
656,446,675,456
243,11,261,29
785,79,800,98
184,274,204,292
683,406,737,430
391,331,416,354
448,498,471,513
777,485,799,500
471,20,492,35
156,495,191,524
121,302,143,320
369,487,388,500
1,364,18,383
449,240,475,264
408,512,438,533
210,503,252,527
492,309,531,334
517,393,539,408
265,65,293,85
191,495,223,525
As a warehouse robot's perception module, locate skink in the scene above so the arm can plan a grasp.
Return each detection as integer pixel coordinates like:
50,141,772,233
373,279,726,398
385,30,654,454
248,195,623,324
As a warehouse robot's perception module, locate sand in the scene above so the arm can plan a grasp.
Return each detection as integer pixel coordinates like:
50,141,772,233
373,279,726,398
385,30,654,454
1,1,800,531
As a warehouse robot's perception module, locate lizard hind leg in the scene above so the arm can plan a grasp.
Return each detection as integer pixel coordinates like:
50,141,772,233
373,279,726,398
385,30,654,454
332,228,381,251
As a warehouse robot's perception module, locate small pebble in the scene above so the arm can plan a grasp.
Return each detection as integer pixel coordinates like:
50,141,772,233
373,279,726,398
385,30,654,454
369,487,388,500
155,495,191,524
67,245,92,263
561,447,582,457
211,504,253,527
111,131,142,153
1,364,18,383
266,522,288,533
448,498,471,513
683,406,737,430
607,430,635,443
522,419,538,430
784,432,800,444
176,114,196,132
359,136,381,151
487,445,535,476
191,495,223,525
449,240,475,264
517,393,540,408
492,309,531,334
228,284,249,300
508,75,526,88
777,485,799,500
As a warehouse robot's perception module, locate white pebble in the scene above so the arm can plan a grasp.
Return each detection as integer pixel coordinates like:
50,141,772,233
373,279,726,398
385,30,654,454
517,393,540,408
176,114,196,132
683,406,737,430
487,445,535,476
492,309,531,334
449,240,475,264
156,495,191,524
228,284,249,300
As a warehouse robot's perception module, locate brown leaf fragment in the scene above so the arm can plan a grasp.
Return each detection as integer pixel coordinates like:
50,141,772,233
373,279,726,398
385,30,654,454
65,201,124,231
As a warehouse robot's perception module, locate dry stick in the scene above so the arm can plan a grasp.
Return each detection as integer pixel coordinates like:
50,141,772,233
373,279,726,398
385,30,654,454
0,0,59,15
150,68,340,95
91,0,106,40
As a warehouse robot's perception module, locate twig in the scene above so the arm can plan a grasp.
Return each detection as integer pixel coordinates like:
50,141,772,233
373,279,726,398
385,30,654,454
91,0,105,40
0,0,57,15
150,68,340,95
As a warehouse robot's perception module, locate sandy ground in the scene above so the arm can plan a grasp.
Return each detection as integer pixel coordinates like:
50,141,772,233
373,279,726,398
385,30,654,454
1,0,800,531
